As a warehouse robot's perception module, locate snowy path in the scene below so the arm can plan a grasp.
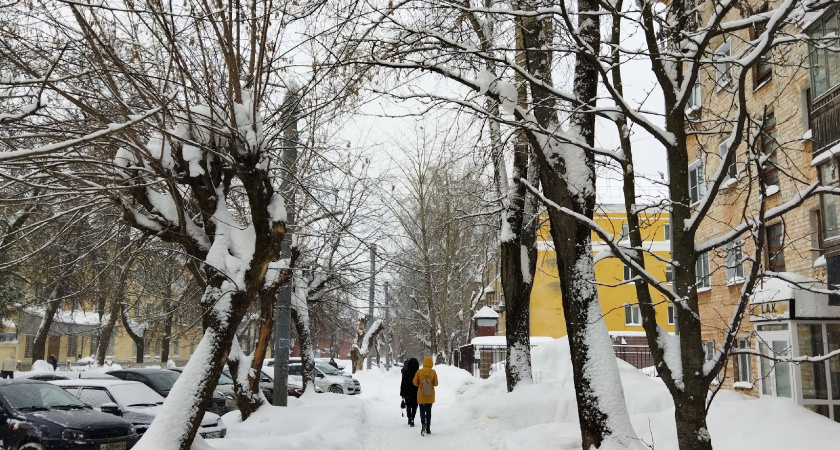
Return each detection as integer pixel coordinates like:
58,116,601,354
355,369,501,450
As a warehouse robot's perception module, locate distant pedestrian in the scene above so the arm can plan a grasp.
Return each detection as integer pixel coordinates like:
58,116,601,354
47,354,57,371
328,358,339,369
1,353,15,379
400,358,420,427
412,356,438,436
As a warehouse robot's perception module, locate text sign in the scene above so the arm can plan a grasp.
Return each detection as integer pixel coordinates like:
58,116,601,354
749,300,790,321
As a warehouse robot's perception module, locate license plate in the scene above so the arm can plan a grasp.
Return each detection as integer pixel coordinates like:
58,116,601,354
202,431,222,439
101,443,127,450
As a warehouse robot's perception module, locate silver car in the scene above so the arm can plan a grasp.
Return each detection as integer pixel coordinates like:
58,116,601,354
51,379,227,439
288,362,361,395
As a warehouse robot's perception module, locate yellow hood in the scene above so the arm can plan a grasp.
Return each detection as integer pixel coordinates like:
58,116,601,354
423,356,433,368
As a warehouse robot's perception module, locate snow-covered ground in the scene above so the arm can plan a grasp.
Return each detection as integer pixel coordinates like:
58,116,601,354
199,338,840,449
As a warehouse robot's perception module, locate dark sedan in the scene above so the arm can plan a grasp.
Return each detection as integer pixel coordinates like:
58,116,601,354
107,368,228,416
0,379,138,450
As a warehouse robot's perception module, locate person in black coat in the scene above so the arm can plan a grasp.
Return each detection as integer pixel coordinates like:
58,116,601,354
399,358,420,427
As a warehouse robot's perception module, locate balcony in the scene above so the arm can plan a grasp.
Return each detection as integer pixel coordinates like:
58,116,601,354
811,87,840,156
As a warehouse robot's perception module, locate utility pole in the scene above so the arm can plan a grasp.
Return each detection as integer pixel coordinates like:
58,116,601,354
367,245,376,370
273,87,299,406
384,282,391,370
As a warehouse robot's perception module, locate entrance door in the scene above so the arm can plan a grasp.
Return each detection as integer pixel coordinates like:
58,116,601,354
47,336,61,363
758,331,793,399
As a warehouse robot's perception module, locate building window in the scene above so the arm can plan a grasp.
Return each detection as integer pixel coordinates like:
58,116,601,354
808,9,840,99
819,160,840,242
0,332,16,343
134,301,141,321
664,223,671,241
767,223,786,272
715,39,732,89
752,4,773,87
810,209,826,260
621,223,630,241
726,239,744,282
146,304,153,322
720,141,737,181
66,336,78,358
686,82,701,111
760,113,779,186
90,336,99,357
666,265,674,284
689,159,705,205
696,252,711,289
703,340,715,361
155,340,162,359
667,304,676,325
623,264,633,282
736,338,752,383
173,340,180,358
625,304,641,326
24,334,34,359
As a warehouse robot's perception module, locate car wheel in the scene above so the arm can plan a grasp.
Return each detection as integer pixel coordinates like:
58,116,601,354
328,384,344,394
18,443,45,450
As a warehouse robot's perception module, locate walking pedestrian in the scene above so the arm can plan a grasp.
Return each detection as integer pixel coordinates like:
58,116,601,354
1,353,15,379
412,356,438,436
399,358,420,427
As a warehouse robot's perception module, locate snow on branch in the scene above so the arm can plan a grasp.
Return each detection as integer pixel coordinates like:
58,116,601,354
0,102,169,162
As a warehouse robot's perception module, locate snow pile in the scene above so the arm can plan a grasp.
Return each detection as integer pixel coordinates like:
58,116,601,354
201,392,365,449
205,337,840,450
31,360,54,372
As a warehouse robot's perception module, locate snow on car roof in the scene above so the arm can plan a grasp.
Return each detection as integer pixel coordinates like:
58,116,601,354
50,379,140,387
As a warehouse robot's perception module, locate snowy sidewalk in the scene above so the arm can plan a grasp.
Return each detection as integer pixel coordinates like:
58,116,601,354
202,339,840,450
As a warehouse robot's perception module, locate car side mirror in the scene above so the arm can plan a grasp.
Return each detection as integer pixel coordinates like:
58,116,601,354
316,373,325,378
100,403,122,416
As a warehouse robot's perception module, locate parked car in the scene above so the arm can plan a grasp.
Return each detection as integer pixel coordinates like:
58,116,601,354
17,372,118,381
52,379,226,439
288,362,361,395
107,368,228,416
222,367,303,401
166,367,243,412
0,379,138,450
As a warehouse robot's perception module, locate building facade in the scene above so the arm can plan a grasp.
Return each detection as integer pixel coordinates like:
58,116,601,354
688,1,840,421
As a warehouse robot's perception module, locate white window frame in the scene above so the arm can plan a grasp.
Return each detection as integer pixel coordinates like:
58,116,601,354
715,39,733,90
623,264,634,282
664,223,671,241
667,304,676,325
736,338,752,383
726,239,745,282
687,82,702,111
621,223,630,241
689,159,706,205
665,265,674,284
625,304,642,326
696,252,711,289
703,340,716,361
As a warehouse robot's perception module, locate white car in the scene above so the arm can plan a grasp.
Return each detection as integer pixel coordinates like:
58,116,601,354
51,379,227,439
288,362,361,395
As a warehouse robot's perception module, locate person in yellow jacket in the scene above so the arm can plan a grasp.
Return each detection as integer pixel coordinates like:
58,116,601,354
412,356,438,436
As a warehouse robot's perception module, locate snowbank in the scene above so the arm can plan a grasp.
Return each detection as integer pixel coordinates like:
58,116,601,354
203,337,840,450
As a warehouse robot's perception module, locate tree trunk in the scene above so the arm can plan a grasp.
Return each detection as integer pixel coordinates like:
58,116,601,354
350,318,383,373
518,0,640,447
161,298,173,364
32,284,62,362
120,305,144,364
96,298,120,366
291,291,316,391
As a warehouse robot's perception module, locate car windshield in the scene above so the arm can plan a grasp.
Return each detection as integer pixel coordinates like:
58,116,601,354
0,383,86,411
111,383,165,407
316,363,343,376
145,371,182,392
217,372,234,385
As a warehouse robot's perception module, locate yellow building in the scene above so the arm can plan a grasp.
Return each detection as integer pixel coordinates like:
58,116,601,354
529,205,675,339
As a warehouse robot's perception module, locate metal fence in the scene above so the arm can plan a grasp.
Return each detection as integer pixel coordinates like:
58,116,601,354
455,343,655,378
